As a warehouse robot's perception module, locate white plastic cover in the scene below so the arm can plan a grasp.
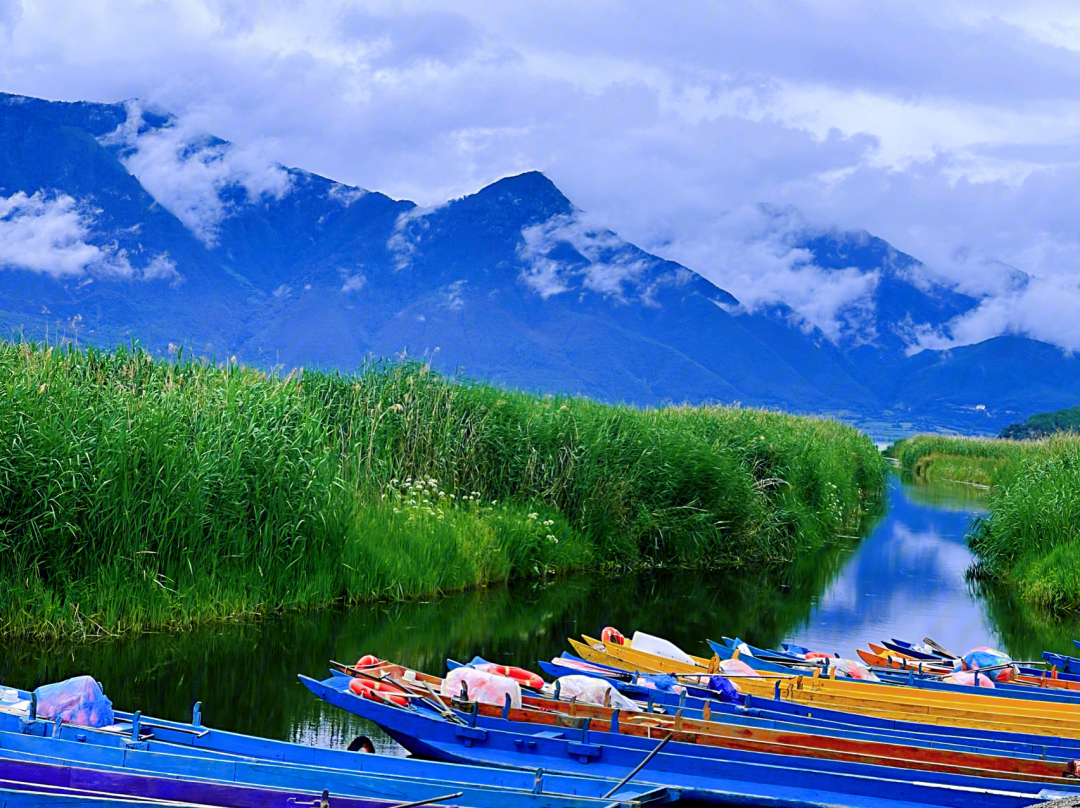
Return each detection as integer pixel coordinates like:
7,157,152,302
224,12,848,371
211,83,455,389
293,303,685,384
831,659,881,682
629,631,698,666
440,667,522,709
33,676,114,728
551,675,641,712
718,658,760,677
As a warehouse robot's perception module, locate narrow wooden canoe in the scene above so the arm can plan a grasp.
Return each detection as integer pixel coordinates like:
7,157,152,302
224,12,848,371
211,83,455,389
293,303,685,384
1045,652,1080,675
0,695,673,808
0,785,205,807
857,649,950,673
330,662,1080,763
868,643,923,661
334,657,1080,784
303,674,1080,808
369,671,1080,785
0,754,418,808
574,636,1080,737
879,641,943,661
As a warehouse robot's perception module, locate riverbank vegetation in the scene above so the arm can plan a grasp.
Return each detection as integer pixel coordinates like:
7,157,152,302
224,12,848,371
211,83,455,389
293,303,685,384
893,434,1080,612
0,343,887,639
999,406,1080,440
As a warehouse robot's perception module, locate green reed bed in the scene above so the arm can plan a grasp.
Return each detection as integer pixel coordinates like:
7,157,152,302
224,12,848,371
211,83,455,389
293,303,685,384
893,433,1080,612
0,343,886,639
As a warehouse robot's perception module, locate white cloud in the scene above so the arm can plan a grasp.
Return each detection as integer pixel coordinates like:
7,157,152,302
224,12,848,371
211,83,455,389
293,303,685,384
656,205,883,343
100,101,294,247
0,190,178,282
912,276,1080,354
517,212,660,303
0,191,103,277
386,204,444,270
328,182,367,206
341,273,366,292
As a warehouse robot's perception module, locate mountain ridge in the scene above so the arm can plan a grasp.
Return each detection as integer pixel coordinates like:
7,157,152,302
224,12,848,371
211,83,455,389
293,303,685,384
1,91,1077,436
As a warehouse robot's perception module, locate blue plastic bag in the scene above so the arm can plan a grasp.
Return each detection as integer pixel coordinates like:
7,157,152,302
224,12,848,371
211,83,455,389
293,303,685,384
963,647,1017,683
707,675,740,703
33,676,114,728
646,673,680,692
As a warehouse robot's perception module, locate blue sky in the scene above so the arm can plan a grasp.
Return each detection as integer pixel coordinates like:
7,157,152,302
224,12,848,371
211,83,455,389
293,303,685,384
1,0,1077,349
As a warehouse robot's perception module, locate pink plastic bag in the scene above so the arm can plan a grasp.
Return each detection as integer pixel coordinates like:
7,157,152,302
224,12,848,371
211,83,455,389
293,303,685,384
944,670,996,688
440,667,522,709
33,676,114,728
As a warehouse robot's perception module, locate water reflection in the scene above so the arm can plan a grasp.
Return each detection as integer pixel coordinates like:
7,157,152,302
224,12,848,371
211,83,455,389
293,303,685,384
0,559,856,750
3,471,1079,754
783,474,995,657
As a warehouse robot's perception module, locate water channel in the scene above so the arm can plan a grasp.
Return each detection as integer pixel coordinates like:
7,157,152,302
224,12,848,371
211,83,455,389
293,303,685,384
3,471,1079,755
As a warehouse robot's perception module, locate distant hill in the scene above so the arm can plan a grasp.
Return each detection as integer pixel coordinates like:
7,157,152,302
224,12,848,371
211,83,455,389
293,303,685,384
999,406,1080,440
2,91,1079,436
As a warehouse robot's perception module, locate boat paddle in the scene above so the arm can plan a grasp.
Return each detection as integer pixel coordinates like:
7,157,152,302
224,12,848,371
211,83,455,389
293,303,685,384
390,793,465,808
600,732,673,799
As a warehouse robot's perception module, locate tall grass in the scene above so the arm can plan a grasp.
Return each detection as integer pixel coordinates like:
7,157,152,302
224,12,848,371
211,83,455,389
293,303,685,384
0,343,887,639
893,433,1080,612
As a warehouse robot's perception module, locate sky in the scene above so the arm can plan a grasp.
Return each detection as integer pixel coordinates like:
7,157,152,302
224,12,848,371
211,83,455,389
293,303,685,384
0,0,1077,350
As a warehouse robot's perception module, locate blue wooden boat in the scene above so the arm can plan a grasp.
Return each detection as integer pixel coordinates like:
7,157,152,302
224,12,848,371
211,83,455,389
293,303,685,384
0,733,667,808
532,658,664,702
331,663,1080,764
0,785,205,807
718,638,818,664
1022,664,1080,683
391,650,1080,762
879,641,942,662
536,660,652,699
889,639,953,660
301,673,1080,808
894,640,1080,684
709,638,1080,708
0,754,420,808
0,686,679,808
1045,651,1080,675
573,648,1080,758
888,639,1080,685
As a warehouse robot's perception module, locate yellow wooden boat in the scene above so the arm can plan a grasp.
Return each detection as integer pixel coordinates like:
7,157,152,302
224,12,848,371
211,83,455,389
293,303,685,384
572,635,1080,737
571,636,707,674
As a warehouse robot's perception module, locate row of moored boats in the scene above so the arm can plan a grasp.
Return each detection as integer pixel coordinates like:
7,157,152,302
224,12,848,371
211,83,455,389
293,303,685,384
6,629,1080,807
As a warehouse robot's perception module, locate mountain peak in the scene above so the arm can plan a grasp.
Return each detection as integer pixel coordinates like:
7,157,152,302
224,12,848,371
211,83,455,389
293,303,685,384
471,171,571,214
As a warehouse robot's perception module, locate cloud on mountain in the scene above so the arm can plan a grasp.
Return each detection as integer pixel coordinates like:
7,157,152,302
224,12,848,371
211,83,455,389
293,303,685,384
100,102,294,247
518,213,661,303
387,204,444,270
914,277,1080,354
0,190,178,281
0,191,103,277
0,0,1076,348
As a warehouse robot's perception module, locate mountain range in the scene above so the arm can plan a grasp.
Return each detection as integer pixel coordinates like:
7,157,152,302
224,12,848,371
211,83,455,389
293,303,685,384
1,92,1077,438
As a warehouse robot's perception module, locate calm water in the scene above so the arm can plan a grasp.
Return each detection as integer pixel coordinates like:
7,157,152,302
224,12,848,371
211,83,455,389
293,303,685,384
3,472,1078,753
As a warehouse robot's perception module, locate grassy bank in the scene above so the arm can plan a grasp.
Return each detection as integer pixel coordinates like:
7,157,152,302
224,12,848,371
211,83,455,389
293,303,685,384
893,434,1080,612
0,343,887,639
